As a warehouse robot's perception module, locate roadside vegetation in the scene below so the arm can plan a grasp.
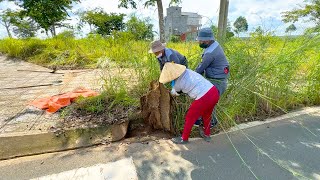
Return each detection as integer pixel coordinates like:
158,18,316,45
0,31,319,133
0,0,319,134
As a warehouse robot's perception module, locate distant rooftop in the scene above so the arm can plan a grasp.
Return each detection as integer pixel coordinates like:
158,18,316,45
181,12,201,17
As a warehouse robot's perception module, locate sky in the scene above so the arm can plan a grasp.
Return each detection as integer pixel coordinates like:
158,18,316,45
0,0,314,38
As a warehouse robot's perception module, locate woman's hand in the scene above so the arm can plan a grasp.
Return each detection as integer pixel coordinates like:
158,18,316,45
171,89,180,96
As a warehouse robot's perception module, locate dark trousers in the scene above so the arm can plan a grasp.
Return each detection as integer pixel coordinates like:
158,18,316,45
208,78,228,123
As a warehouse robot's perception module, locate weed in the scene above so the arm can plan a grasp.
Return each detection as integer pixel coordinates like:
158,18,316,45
1,32,319,131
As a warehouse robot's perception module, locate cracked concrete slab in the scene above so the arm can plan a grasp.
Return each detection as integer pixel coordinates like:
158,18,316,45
0,56,128,159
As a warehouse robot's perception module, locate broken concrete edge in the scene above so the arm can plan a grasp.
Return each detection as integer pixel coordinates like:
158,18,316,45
0,121,129,161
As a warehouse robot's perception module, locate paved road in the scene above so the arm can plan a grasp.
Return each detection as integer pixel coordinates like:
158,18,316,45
0,108,319,180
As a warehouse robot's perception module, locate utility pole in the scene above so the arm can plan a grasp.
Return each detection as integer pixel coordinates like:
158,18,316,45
217,0,229,43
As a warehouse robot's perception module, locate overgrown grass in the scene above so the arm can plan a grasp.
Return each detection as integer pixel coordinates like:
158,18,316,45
0,33,319,132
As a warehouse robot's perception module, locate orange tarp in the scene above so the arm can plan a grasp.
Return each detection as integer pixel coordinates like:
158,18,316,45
30,88,99,114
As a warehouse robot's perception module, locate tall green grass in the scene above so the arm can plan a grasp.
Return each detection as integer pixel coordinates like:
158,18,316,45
0,33,319,132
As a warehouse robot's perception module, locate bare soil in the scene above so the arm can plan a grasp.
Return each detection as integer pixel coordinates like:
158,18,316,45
61,105,135,129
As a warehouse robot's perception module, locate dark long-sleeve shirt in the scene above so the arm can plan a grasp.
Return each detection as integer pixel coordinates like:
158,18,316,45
158,48,188,70
196,41,229,79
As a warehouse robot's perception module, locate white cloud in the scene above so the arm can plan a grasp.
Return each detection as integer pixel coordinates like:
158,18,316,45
0,0,315,38
161,0,313,36
0,1,19,11
227,0,312,35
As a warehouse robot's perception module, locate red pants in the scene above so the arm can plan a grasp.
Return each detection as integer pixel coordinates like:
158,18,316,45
182,86,220,141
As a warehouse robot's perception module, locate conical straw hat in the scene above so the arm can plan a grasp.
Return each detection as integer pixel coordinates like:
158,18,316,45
159,63,186,84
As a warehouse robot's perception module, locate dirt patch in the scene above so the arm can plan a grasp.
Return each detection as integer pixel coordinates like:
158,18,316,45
60,104,134,129
125,122,172,142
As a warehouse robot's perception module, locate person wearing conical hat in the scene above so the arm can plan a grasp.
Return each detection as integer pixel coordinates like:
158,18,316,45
159,62,220,144
149,40,188,70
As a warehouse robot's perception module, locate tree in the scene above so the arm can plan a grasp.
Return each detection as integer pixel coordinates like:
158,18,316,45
226,21,235,39
118,0,181,42
15,0,79,36
125,15,154,40
80,8,125,36
282,0,320,32
211,25,218,37
0,8,40,38
233,16,248,36
12,18,38,38
211,22,234,40
285,24,297,33
255,26,264,34
0,9,15,37
249,26,264,36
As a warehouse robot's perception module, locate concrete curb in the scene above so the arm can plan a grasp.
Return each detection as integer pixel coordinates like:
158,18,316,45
190,106,320,141
0,121,129,160
228,106,320,132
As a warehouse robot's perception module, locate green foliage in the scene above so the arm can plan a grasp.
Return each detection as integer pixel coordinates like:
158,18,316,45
250,26,265,37
169,35,181,42
0,33,319,131
80,8,125,36
224,33,319,121
0,38,46,58
12,15,38,38
125,15,154,40
233,16,248,35
282,0,320,32
0,9,15,37
0,33,148,68
285,24,297,33
16,0,79,36
226,31,235,39
226,21,235,39
211,24,234,40
13,20,38,38
118,0,182,42
74,93,107,114
0,9,39,38
55,30,75,39
118,0,137,8
211,25,218,38
118,0,181,8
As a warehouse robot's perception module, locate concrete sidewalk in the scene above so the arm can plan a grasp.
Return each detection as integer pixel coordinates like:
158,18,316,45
0,56,129,159
0,107,319,180
0,56,103,135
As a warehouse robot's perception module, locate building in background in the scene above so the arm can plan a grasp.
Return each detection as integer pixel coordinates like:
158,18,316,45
164,6,202,42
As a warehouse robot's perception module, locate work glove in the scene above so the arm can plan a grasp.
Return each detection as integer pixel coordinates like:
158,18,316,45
171,89,180,96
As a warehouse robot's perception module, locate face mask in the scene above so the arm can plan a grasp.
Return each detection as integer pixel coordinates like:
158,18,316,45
199,43,209,49
156,53,163,58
